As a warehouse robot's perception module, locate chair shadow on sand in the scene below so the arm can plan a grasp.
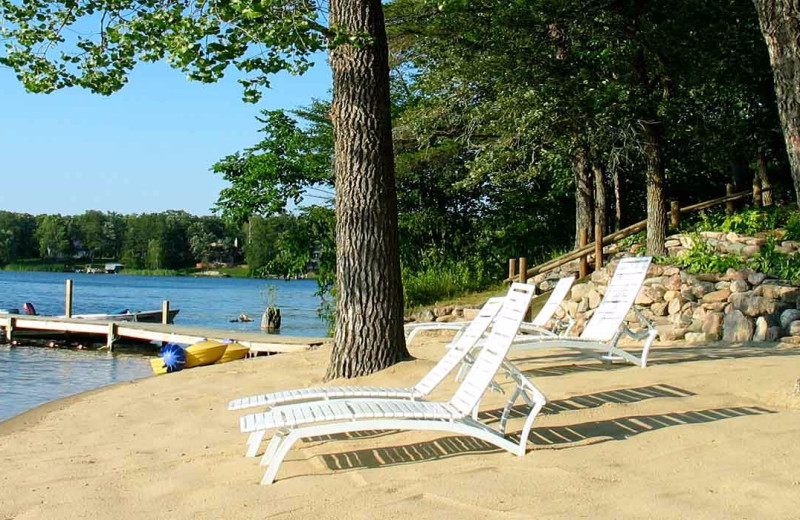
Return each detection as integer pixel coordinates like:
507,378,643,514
309,383,774,474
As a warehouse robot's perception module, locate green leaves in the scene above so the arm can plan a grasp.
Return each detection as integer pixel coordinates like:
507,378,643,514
0,0,327,101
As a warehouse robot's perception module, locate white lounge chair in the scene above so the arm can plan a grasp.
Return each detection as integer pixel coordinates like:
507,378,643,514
405,276,575,345
237,283,546,485
510,256,657,368
228,296,505,417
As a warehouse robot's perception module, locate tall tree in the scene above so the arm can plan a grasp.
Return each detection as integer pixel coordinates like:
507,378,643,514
753,0,800,206
1,0,408,378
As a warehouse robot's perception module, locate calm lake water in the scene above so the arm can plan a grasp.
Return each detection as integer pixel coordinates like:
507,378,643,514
0,271,329,422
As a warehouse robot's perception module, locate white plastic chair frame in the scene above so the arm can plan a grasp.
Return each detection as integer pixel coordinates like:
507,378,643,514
237,283,547,485
405,276,576,345
228,297,505,415
511,257,657,368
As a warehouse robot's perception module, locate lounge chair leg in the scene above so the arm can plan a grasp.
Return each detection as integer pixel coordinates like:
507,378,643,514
260,430,286,466
246,430,266,458
261,430,302,485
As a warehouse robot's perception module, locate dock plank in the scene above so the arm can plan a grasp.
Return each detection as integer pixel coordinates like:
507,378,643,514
0,313,330,353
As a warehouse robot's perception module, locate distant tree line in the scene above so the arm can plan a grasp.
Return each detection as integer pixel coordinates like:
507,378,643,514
0,209,324,276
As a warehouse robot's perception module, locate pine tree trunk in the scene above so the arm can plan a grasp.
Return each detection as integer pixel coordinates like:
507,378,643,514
326,0,409,380
642,121,667,256
613,167,622,231
593,164,607,235
754,0,800,206
757,153,774,206
574,148,594,247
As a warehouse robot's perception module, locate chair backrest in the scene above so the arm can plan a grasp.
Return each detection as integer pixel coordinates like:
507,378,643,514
412,297,504,396
448,283,535,415
530,276,575,327
579,256,652,342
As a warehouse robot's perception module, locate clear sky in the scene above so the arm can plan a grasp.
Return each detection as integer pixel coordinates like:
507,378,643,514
1,57,331,217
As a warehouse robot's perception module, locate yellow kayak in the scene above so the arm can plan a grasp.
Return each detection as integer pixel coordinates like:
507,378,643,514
185,340,228,367
215,342,250,364
150,340,228,375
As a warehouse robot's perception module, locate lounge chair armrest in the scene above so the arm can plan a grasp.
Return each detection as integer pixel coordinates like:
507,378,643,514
620,307,656,340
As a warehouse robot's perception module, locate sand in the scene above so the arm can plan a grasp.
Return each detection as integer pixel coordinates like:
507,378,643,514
1,335,800,519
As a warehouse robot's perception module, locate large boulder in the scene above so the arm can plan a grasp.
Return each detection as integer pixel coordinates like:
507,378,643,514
722,310,754,342
753,317,769,342
729,293,780,317
747,272,768,286
702,312,724,339
685,332,713,344
729,279,749,293
780,309,800,331
702,288,731,304
415,309,436,322
759,280,800,303
570,283,593,302
790,321,800,337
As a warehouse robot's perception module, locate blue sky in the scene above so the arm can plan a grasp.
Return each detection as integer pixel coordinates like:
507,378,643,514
1,58,331,217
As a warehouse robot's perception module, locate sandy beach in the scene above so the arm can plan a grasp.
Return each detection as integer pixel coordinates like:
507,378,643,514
1,334,799,519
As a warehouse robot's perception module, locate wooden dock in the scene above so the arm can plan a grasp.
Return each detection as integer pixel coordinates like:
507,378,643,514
0,313,330,354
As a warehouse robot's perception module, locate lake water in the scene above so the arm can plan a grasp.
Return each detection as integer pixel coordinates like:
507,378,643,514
0,271,329,422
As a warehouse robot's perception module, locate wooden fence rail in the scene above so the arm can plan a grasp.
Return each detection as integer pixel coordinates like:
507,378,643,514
506,187,757,283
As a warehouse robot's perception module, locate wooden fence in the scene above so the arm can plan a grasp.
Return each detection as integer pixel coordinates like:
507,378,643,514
506,180,769,283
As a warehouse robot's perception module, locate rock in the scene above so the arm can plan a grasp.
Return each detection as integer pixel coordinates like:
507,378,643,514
729,293,780,317
779,335,800,345
663,290,679,303
692,306,707,322
760,280,800,303
643,276,666,287
665,327,688,341
790,320,800,337
702,302,728,312
538,280,553,292
723,268,749,281
563,300,579,318
668,247,687,257
668,297,683,315
753,317,769,342
741,245,761,258
702,312,724,339
747,272,768,286
687,319,704,333
651,302,669,317
702,288,731,304
664,274,682,291
577,298,589,313
436,315,458,323
696,273,720,283
434,306,454,317
647,265,665,277
415,309,436,322
635,287,657,306
452,308,465,318
662,266,680,277
685,332,712,344
665,239,681,248
725,232,741,243
729,279,749,293
570,283,592,302
681,288,696,301
722,310,754,342
590,270,610,285
766,326,782,341
714,281,731,290
781,309,800,330
587,290,602,309
781,240,800,251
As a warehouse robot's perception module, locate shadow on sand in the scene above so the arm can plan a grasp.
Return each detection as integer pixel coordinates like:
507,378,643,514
313,382,774,473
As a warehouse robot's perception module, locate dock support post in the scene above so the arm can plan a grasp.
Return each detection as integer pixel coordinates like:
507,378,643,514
508,258,517,283
65,279,74,318
518,257,527,283
106,322,117,351
5,317,14,342
161,300,170,325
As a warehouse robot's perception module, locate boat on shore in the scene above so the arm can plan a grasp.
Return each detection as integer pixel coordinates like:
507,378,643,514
150,340,246,375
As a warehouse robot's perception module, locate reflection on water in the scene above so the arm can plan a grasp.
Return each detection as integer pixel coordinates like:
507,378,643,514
0,345,152,423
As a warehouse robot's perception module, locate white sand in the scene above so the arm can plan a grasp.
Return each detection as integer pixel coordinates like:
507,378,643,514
1,335,799,519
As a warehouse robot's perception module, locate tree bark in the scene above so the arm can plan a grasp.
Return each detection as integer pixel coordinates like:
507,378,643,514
326,0,409,379
642,121,667,256
753,0,800,206
593,164,607,236
574,148,594,247
613,167,622,231
757,152,774,206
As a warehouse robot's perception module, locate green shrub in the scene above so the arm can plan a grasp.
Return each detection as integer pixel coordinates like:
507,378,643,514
669,235,744,273
403,259,496,309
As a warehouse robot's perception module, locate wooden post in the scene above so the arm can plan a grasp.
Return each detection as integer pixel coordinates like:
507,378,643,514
753,177,762,207
670,200,680,228
508,258,517,282
106,322,117,351
65,279,73,318
578,228,589,278
518,257,527,283
594,224,603,271
725,184,734,215
161,300,170,325
5,317,14,342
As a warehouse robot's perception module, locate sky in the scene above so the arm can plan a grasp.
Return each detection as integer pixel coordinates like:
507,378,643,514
0,57,332,217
